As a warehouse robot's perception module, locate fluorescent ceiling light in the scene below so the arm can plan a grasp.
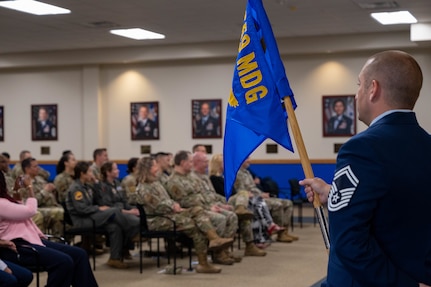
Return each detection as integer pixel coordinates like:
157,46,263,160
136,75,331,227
371,11,417,25
110,28,165,40
0,0,70,15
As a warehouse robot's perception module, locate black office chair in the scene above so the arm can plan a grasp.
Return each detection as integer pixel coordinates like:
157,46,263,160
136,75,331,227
61,201,106,271
288,178,304,231
136,204,193,274
17,235,65,287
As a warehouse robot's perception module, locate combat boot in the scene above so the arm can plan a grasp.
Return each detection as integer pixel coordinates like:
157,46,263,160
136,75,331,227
244,242,266,256
206,230,234,251
212,249,235,265
284,230,299,241
276,230,293,243
195,252,222,273
225,248,242,262
234,205,254,220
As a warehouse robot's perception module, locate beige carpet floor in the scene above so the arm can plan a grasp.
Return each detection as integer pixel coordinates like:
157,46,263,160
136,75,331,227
31,205,328,287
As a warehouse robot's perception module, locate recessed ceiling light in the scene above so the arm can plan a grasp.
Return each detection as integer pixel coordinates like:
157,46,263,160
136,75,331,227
0,0,70,15
371,11,417,25
110,28,165,40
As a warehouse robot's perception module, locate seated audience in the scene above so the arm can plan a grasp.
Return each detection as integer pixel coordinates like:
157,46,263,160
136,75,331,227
0,171,98,287
193,152,266,257
0,241,33,287
154,152,171,188
53,152,77,204
166,151,239,264
66,161,139,269
209,154,282,248
0,155,14,193
236,158,298,243
97,161,140,259
120,157,139,206
11,150,50,181
135,156,233,273
18,158,63,236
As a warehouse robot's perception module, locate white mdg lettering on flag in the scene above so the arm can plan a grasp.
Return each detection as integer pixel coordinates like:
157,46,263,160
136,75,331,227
328,165,359,212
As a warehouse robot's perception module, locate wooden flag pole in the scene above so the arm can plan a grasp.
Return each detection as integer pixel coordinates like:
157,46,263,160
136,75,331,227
283,96,330,252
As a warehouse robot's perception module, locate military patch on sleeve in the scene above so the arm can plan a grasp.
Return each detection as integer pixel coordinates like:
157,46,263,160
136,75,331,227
74,191,83,201
328,165,359,212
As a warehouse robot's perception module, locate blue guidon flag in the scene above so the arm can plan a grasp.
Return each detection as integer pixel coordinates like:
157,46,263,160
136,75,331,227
223,0,296,199
328,165,359,211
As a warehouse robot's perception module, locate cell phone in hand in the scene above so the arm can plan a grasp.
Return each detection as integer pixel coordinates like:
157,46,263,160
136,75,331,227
18,176,25,188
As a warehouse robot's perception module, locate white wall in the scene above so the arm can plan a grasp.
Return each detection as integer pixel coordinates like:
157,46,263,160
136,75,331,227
0,34,430,161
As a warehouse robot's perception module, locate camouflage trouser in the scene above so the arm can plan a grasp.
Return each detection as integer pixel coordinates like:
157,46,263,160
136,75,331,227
228,190,260,243
264,197,293,228
227,190,250,207
148,206,210,253
207,211,227,238
217,209,238,238
38,206,64,236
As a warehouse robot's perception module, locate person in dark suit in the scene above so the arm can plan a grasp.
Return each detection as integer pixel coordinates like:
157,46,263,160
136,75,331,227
327,99,353,135
194,102,220,137
135,105,157,139
35,107,56,139
300,51,431,287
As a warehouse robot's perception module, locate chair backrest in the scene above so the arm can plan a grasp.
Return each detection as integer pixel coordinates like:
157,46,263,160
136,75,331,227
288,178,301,198
261,177,280,198
136,203,150,232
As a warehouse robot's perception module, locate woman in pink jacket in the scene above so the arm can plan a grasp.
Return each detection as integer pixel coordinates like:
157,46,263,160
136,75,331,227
0,171,98,287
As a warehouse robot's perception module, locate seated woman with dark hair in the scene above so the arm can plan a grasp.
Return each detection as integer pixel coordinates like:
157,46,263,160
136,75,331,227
0,171,98,287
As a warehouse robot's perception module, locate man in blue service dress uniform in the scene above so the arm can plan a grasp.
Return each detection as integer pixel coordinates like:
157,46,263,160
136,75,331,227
300,50,431,287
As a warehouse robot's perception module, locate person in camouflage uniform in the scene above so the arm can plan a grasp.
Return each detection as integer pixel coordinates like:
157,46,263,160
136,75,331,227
17,157,63,236
121,157,139,206
209,154,285,248
235,158,298,243
90,148,108,182
135,156,233,273
166,151,240,265
154,152,171,189
11,150,50,181
53,152,77,204
66,161,139,269
194,152,267,258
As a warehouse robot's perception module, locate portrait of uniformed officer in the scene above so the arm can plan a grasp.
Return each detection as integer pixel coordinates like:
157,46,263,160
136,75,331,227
131,102,159,140
32,104,58,141
192,100,221,138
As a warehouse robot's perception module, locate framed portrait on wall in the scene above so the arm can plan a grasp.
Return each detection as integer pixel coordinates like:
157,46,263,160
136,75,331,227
192,99,222,139
322,95,356,137
131,102,159,140
0,106,4,142
31,104,58,141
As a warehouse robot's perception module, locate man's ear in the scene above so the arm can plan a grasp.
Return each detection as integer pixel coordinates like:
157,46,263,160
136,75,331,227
369,79,381,102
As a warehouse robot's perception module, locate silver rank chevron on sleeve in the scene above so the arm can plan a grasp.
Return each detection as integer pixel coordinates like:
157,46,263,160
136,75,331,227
328,165,359,212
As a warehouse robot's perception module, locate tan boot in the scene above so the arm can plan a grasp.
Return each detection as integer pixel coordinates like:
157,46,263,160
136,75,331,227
244,242,266,256
285,230,299,241
106,258,129,269
212,250,235,265
195,253,222,273
277,230,293,243
234,205,254,220
225,248,242,262
206,230,234,251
